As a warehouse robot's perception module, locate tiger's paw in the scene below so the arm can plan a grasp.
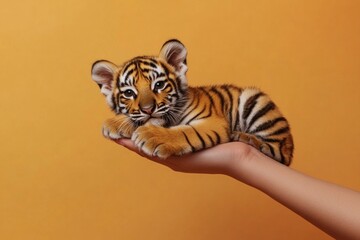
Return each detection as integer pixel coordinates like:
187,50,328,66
132,125,183,159
102,117,134,140
102,122,122,139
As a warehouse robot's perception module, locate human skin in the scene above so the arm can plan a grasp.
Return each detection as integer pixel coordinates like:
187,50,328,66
114,139,360,239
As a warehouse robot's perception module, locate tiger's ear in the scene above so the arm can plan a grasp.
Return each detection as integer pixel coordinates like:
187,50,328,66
91,60,118,97
159,39,188,75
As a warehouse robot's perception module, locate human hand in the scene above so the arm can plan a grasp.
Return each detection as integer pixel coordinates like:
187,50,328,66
114,139,360,240
113,139,254,176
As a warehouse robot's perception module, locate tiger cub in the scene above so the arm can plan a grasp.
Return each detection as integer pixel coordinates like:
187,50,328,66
91,39,294,165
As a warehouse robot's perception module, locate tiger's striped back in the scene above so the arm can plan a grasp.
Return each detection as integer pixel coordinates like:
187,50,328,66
177,86,293,165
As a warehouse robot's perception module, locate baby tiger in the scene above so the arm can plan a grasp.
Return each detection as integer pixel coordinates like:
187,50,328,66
91,39,294,165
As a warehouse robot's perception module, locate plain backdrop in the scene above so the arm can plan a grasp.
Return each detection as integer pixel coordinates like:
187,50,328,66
1,1,359,239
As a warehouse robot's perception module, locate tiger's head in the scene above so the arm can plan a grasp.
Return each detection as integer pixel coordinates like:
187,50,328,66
91,39,188,126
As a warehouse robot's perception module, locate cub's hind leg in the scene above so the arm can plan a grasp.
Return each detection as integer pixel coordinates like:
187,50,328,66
231,131,293,166
231,131,273,161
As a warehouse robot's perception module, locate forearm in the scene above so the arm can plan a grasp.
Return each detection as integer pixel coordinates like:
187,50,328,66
116,139,360,238
231,149,360,239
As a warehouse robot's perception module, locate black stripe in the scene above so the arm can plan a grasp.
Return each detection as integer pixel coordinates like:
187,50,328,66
152,70,161,79
186,105,207,124
115,91,121,112
234,96,240,131
115,72,121,88
222,86,234,130
148,58,159,65
242,92,263,120
279,139,285,164
206,134,215,147
160,62,169,76
213,131,221,144
197,105,212,120
249,117,286,134
179,97,199,123
139,60,158,69
199,87,216,113
157,72,166,78
140,68,151,73
267,143,275,158
124,69,134,84
210,87,225,110
165,78,177,92
258,136,281,143
122,62,134,76
246,101,276,131
268,126,290,137
192,127,206,149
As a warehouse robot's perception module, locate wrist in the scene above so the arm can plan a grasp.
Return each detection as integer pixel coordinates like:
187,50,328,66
225,143,254,181
227,145,273,188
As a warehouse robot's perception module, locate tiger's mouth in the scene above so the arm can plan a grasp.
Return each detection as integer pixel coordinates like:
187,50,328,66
131,114,165,126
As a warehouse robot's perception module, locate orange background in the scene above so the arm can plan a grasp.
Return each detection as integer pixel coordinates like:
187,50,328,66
1,1,359,239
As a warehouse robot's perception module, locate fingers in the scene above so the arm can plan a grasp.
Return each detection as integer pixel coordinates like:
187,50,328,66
113,138,136,151
114,138,184,171
113,139,150,159
112,138,236,174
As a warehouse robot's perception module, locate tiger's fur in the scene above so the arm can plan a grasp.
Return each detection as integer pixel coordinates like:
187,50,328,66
92,39,294,165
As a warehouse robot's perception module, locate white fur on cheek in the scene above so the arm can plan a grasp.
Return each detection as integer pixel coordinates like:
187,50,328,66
106,94,114,109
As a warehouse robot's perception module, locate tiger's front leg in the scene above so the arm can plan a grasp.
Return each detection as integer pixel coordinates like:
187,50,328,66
132,120,230,159
102,114,135,140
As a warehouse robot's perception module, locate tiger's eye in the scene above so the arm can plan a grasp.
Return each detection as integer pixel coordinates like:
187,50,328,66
123,89,135,98
154,81,165,91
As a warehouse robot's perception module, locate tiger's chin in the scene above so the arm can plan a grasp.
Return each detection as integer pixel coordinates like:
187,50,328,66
143,117,166,126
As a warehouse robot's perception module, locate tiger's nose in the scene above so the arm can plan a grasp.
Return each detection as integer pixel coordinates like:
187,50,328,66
141,105,155,115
